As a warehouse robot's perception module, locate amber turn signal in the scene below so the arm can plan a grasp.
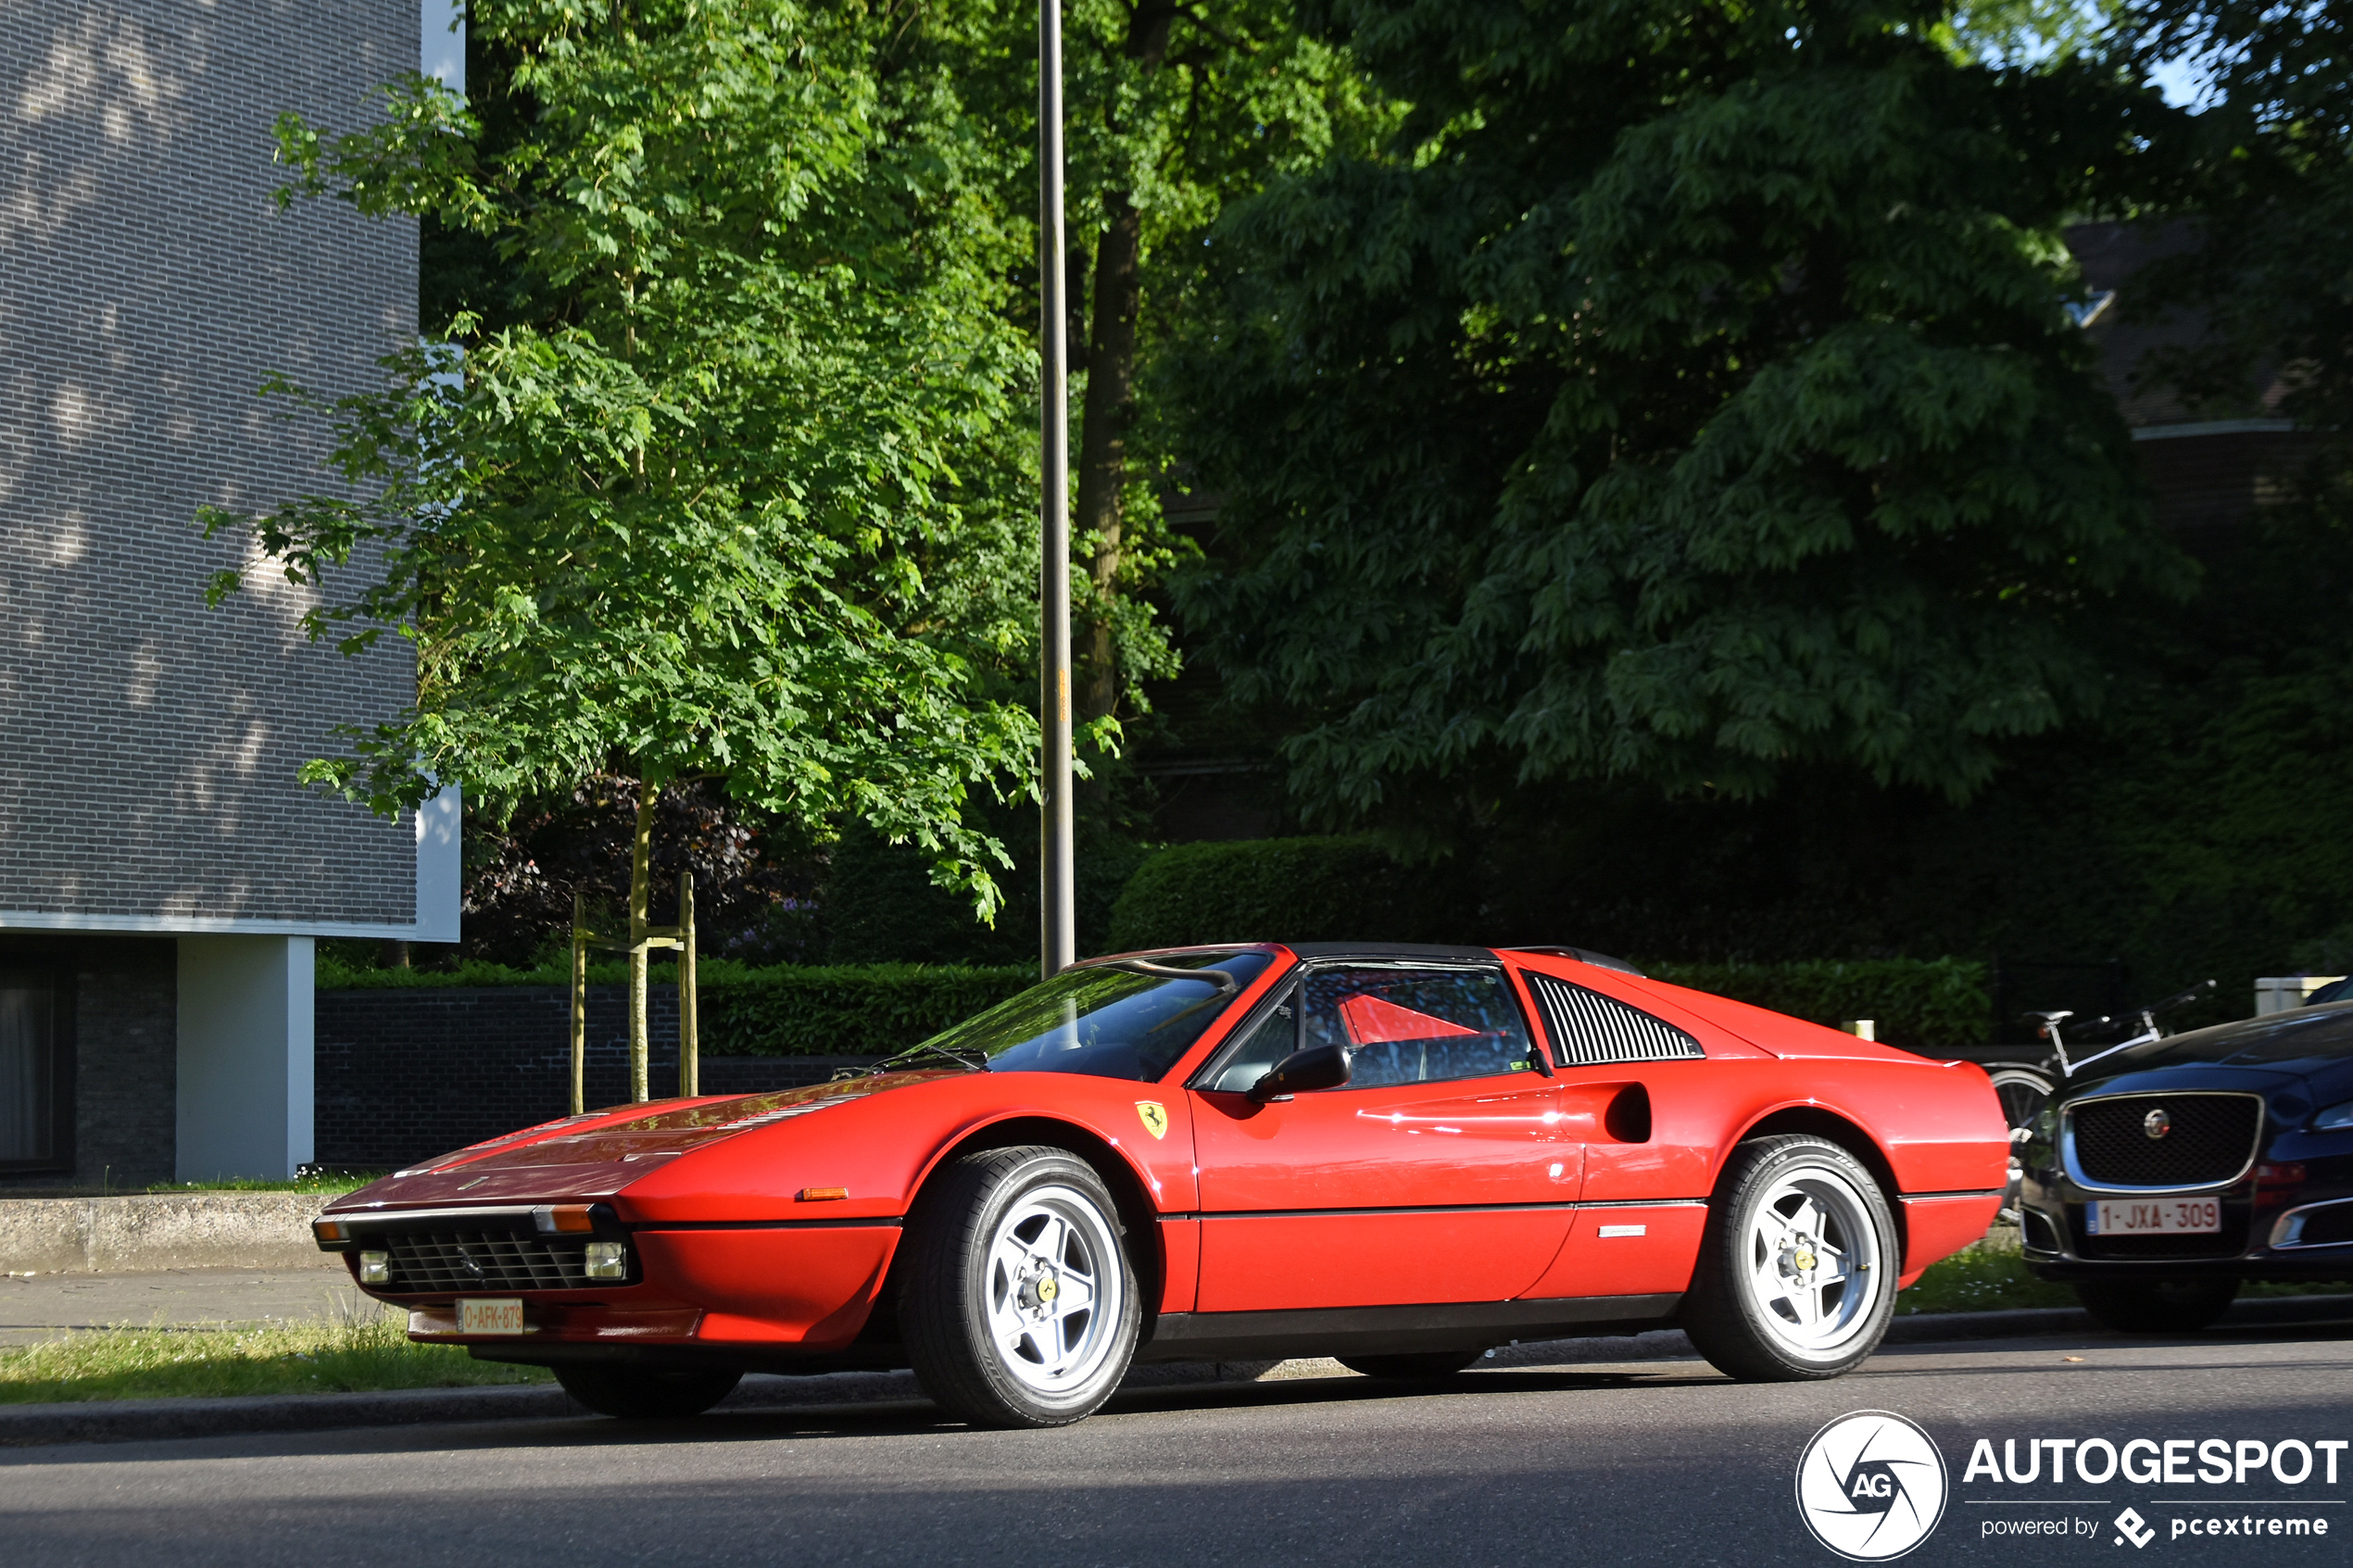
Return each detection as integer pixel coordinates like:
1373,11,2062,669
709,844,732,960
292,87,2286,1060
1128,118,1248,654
311,1218,348,1247
798,1186,849,1202
533,1205,596,1234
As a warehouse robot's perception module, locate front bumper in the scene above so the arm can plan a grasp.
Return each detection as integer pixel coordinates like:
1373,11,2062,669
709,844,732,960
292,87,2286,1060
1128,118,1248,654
318,1203,906,1364
2020,1170,2353,1283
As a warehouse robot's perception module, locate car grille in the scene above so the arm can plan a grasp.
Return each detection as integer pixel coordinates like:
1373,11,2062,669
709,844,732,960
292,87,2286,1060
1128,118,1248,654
375,1227,594,1292
2069,1094,2259,1188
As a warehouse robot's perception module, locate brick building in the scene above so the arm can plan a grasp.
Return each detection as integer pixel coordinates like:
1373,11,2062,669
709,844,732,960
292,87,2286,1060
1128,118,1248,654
0,1,461,1186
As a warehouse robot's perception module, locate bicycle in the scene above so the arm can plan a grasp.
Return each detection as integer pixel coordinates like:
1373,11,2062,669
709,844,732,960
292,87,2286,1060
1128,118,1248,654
1992,977,2219,1139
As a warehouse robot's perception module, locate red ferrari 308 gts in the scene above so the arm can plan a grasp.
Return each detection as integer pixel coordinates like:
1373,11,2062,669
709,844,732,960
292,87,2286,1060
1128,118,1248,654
314,943,2009,1427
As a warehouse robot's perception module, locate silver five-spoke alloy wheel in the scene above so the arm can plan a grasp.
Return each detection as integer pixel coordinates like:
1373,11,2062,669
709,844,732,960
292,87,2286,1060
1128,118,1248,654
1681,1135,1899,1381
1741,1163,1884,1355
902,1145,1142,1427
983,1184,1126,1395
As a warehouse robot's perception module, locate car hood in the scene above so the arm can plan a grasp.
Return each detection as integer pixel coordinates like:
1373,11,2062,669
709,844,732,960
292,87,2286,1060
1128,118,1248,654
2055,1058,2350,1136
330,1070,962,1212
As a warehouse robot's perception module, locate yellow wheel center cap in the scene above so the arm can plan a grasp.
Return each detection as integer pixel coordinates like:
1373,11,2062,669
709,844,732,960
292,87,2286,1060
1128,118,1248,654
1793,1248,1816,1272
1037,1275,1059,1303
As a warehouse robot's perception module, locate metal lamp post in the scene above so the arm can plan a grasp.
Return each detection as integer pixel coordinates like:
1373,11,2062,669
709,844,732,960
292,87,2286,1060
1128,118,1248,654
1038,0,1075,980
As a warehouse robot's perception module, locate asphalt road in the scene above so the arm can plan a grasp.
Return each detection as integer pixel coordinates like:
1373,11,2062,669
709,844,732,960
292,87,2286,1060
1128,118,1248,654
6,1319,2350,1568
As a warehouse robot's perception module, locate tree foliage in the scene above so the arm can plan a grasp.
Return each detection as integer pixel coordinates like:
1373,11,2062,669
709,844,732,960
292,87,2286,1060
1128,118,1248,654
2123,0,2353,530
1162,0,2200,831
204,0,1039,910
919,0,1398,724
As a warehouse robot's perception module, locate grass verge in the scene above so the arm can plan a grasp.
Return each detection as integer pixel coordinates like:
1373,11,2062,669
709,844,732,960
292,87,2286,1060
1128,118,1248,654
142,1171,387,1196
0,1313,552,1405
1899,1226,2350,1315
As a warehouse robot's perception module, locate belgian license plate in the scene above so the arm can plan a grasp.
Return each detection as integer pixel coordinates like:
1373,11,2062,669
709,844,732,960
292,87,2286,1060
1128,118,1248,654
456,1298,527,1335
2087,1198,2221,1236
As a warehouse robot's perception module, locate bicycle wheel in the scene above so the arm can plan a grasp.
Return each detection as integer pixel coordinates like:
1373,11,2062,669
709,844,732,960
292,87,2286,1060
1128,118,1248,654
1986,1065,2054,1139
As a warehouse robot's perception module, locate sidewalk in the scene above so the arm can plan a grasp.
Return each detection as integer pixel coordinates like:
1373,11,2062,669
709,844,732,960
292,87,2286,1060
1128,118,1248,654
1,1265,359,1347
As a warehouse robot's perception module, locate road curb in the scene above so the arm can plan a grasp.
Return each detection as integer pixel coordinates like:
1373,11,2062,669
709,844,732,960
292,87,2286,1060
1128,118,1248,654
6,1295,2347,1449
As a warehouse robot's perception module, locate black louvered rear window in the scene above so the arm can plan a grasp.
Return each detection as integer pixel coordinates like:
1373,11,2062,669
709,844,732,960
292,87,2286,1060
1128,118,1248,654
1524,973,1704,1067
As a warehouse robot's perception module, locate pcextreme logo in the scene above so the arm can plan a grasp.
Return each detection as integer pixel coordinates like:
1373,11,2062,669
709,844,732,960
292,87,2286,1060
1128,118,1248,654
1795,1411,1952,1562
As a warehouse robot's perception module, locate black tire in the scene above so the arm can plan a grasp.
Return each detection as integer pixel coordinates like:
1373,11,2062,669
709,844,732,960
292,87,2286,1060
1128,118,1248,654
1680,1135,1899,1382
900,1145,1142,1429
554,1363,742,1419
1337,1351,1481,1380
2075,1277,2240,1335
1986,1066,2054,1140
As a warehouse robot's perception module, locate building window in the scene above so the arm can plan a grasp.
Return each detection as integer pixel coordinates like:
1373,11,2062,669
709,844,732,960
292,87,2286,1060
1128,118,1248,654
0,968,72,1173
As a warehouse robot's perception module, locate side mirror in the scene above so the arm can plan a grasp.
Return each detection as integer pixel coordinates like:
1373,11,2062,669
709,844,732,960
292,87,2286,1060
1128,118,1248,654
1250,1041,1352,1102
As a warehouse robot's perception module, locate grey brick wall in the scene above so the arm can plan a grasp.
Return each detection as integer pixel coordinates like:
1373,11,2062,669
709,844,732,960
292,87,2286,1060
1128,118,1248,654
0,936,175,1191
0,2,422,928
315,986,874,1170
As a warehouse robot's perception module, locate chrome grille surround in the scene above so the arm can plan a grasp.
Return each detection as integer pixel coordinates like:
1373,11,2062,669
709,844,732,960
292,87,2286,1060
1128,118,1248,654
2060,1090,2263,1193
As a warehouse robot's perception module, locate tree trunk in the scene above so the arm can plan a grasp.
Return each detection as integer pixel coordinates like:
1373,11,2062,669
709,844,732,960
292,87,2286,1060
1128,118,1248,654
1075,192,1145,723
1072,6,1175,725
627,780,655,1102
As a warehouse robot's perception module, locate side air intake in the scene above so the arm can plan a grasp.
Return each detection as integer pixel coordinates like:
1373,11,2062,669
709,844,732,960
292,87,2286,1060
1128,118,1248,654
1524,973,1704,1067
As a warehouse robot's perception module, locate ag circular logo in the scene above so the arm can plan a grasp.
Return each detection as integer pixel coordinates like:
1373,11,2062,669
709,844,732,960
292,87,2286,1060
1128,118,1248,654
1794,1410,1949,1561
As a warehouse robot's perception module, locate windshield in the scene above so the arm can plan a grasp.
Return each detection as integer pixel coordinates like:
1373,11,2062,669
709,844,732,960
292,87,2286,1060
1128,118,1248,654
914,952,1275,1084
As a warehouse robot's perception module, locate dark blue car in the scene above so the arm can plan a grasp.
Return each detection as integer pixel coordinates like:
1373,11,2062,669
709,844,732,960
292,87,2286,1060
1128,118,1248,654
2018,996,2353,1332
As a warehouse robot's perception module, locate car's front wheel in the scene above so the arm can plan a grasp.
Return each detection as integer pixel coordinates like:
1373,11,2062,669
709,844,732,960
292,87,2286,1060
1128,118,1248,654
554,1364,742,1419
901,1145,1141,1429
2075,1277,2239,1335
1680,1135,1898,1381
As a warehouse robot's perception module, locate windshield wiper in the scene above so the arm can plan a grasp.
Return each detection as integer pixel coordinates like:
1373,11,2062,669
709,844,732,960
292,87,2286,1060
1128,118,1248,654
866,1043,991,1076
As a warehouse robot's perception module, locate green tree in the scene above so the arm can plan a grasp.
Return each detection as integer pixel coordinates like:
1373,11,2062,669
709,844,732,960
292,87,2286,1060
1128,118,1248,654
2122,0,2352,531
203,0,1038,1085
1162,0,2198,834
925,1,1394,727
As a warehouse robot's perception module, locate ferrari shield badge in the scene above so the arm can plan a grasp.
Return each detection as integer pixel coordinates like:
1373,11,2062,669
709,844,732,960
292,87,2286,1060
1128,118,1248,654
1135,1101,1170,1140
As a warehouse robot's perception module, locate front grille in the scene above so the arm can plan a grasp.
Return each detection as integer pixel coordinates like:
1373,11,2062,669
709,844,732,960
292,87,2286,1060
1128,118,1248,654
2069,1094,2259,1188
376,1227,594,1292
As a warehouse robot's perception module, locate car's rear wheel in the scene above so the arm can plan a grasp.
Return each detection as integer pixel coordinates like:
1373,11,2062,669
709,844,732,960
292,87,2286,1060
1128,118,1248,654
554,1363,742,1419
2074,1277,2239,1335
901,1145,1141,1429
1337,1351,1480,1380
1681,1135,1898,1382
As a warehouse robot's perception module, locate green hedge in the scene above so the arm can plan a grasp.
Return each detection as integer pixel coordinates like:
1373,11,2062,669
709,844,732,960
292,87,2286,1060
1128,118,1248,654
316,954,1036,1060
1106,836,1466,951
1646,959,1991,1052
318,951,1989,1057
698,964,1033,1057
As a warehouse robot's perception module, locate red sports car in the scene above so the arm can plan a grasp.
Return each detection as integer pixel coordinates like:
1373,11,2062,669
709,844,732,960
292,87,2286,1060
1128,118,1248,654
314,944,2009,1427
